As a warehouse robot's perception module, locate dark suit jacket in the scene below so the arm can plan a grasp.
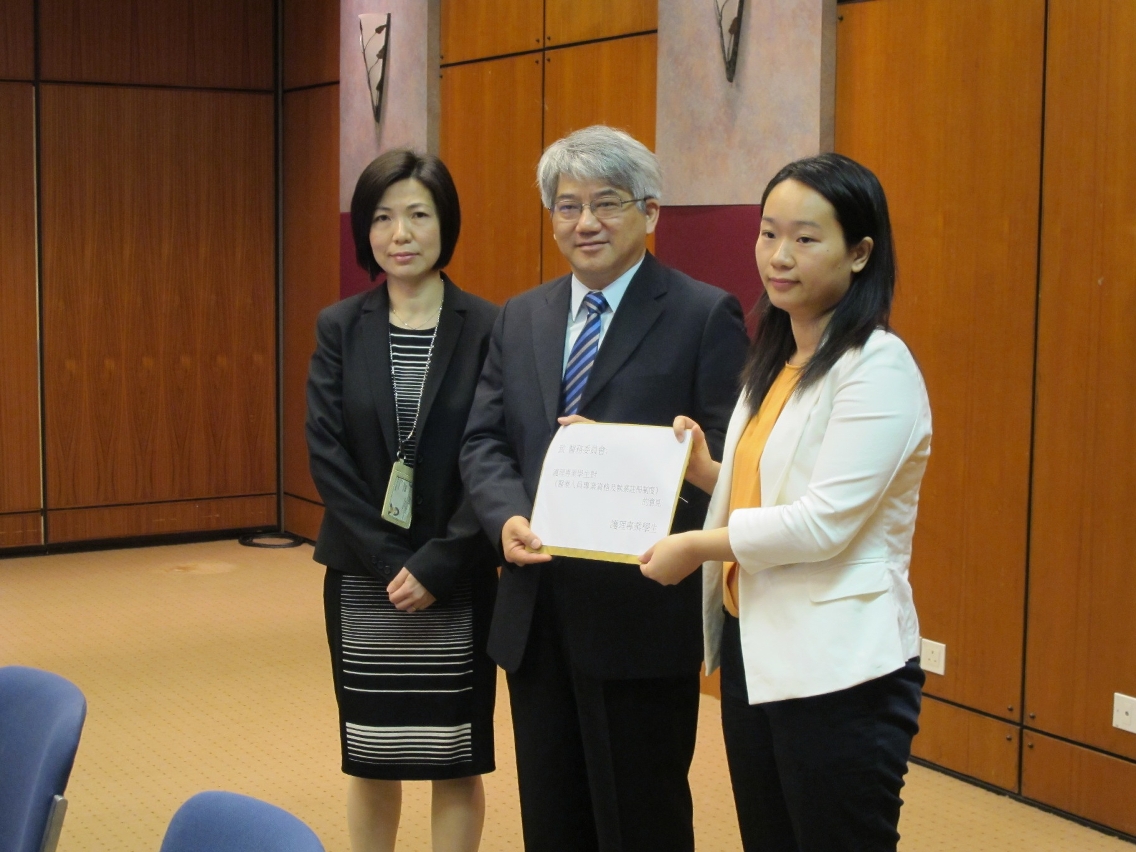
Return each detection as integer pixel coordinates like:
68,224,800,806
460,253,749,679
307,277,499,601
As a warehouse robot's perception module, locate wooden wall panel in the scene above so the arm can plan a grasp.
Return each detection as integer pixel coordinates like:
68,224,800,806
284,0,339,90
700,667,721,700
1022,732,1136,837
0,0,34,80
40,0,273,89
48,496,276,543
0,513,43,548
441,0,543,65
835,0,1045,721
545,0,656,47
40,85,276,510
283,85,340,507
1026,0,1136,762
283,494,324,543
0,84,41,518
440,53,544,303
912,697,1020,792
542,35,657,282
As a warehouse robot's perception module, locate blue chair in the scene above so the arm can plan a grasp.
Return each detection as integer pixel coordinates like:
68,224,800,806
0,665,87,852
159,791,324,852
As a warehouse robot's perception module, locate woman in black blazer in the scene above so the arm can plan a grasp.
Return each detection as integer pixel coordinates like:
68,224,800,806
306,150,499,852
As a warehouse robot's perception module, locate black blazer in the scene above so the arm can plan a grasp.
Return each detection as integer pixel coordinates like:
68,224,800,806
460,253,749,678
307,277,500,601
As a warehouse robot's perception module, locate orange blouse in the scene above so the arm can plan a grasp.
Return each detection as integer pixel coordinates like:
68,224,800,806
722,363,803,617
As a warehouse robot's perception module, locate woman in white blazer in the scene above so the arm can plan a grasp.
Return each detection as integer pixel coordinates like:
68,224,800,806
641,153,931,851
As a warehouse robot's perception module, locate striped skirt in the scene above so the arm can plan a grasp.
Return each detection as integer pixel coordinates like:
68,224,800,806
324,569,496,780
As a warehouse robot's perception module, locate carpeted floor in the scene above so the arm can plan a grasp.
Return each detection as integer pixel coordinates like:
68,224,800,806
0,539,1130,851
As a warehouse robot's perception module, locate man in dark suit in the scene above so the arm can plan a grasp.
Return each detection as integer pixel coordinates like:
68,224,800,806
460,126,749,852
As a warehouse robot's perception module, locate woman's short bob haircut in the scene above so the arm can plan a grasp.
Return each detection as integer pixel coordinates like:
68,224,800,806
537,125,662,212
349,149,461,280
741,152,898,407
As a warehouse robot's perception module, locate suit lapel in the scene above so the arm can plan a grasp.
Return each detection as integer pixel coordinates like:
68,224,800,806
360,286,399,462
533,277,572,430
415,278,465,444
707,396,753,527
579,255,666,412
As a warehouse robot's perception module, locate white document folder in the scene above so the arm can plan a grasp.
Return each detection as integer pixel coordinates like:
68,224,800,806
530,422,692,563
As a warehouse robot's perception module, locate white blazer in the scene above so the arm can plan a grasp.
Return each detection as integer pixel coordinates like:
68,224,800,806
702,330,932,704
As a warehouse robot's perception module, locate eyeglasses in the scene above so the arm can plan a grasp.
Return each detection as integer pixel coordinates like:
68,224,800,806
550,195,650,222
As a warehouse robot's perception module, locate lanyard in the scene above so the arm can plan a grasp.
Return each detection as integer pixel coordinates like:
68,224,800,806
388,300,443,463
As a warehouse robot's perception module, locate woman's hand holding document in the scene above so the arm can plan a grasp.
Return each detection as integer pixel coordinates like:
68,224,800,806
529,422,692,563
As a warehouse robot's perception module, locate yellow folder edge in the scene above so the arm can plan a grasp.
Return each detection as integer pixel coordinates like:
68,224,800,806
538,546,643,564
532,423,693,564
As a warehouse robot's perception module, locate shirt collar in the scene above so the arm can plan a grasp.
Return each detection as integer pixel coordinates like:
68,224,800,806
569,253,645,320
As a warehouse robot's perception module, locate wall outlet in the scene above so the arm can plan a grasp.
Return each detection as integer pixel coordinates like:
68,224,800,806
921,638,946,676
1114,693,1136,734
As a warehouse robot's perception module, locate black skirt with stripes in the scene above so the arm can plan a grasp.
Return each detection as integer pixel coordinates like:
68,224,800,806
324,569,496,780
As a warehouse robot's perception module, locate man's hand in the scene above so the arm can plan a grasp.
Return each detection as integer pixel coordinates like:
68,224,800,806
557,415,596,426
673,415,720,495
387,568,436,612
502,516,553,566
640,532,704,586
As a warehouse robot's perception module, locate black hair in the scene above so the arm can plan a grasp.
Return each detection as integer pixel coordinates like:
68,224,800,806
349,149,461,280
740,152,897,408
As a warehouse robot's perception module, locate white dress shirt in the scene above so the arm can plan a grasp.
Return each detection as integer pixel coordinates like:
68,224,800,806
561,255,644,374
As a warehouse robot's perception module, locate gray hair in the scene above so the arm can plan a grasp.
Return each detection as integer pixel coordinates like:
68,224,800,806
537,125,663,211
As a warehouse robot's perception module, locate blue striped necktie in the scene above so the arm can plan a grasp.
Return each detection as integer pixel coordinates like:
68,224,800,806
560,290,608,416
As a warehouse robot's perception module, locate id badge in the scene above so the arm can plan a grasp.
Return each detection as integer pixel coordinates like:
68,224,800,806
381,459,414,529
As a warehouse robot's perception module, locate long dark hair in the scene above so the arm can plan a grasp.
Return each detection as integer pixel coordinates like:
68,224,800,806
740,152,897,408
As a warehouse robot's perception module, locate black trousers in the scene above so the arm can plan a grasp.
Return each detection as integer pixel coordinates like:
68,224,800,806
506,579,701,852
720,613,923,852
